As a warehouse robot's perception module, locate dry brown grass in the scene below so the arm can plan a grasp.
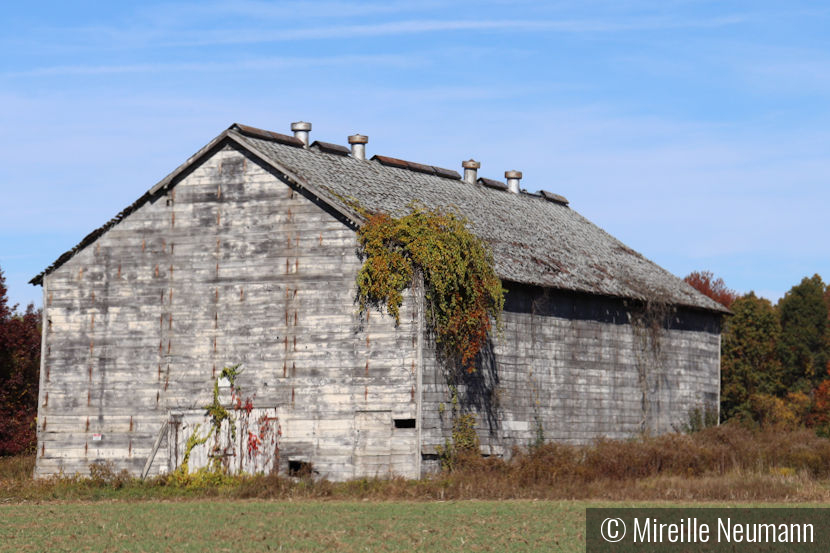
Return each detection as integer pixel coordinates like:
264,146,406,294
4,423,830,503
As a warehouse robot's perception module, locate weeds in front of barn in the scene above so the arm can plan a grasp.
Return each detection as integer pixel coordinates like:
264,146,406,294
4,423,830,502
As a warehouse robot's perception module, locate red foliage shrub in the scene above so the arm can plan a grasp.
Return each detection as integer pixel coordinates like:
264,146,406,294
0,268,42,456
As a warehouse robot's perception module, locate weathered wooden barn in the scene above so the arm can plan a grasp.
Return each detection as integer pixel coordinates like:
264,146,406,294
31,122,727,480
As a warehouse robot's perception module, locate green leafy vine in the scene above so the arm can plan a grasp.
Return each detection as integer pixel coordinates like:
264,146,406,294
356,206,504,373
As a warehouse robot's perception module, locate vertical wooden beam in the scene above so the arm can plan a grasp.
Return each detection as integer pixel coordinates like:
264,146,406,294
34,279,49,477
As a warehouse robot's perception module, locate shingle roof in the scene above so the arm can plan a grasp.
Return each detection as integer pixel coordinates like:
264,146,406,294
31,123,727,314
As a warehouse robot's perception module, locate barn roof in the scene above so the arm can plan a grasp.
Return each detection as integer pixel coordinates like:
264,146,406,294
31,123,727,314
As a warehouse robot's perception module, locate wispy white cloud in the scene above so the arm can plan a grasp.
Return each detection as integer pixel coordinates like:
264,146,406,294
4,53,421,77
155,16,748,47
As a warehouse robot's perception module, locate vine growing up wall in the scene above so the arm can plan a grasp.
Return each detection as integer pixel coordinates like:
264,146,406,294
356,206,505,375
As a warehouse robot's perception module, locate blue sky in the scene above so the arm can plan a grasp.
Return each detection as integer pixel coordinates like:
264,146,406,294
1,1,828,309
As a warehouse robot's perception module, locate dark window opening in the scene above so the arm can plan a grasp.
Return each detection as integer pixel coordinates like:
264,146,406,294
421,453,439,461
288,460,313,477
394,418,416,429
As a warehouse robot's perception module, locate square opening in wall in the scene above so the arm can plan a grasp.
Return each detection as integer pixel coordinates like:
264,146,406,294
288,460,313,477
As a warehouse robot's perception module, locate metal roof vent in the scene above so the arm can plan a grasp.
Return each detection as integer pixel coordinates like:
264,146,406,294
290,121,311,147
505,170,522,194
348,134,368,160
462,159,480,184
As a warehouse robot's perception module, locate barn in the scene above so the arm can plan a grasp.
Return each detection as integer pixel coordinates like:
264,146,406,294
31,122,727,480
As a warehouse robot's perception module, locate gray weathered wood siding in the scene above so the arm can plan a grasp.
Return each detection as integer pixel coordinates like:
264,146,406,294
419,286,721,473
36,143,421,480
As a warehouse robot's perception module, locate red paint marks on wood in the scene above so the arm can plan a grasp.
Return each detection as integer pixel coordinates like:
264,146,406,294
129,416,133,432
318,232,323,245
291,362,295,377
89,339,94,354
117,264,121,279
167,340,171,354
88,365,92,380
366,335,370,347
164,375,169,391
365,360,369,376
213,337,217,353
293,336,297,351
85,442,88,456
294,311,297,326
169,288,173,303
284,336,288,351
169,264,174,278
295,259,299,273
128,439,132,457
85,417,89,431
41,417,46,430
44,392,48,407
87,391,90,406
214,312,218,329
364,386,368,401
154,265,159,277
283,361,287,378
41,443,45,457
411,387,415,401
158,364,161,379
291,387,295,407
215,288,219,301
285,258,289,274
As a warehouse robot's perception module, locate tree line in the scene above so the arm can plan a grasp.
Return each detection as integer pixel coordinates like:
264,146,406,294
0,267,40,455
685,271,830,432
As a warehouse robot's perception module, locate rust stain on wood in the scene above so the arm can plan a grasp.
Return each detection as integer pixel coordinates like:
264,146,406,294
44,392,48,407
154,264,159,277
85,417,89,431
283,361,287,378
117,264,121,279
129,416,134,432
365,360,369,376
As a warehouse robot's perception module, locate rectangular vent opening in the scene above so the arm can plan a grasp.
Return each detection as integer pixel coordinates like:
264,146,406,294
394,418,416,429
288,460,313,477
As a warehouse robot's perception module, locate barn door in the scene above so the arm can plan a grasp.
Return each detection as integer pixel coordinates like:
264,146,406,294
353,410,392,478
167,408,281,475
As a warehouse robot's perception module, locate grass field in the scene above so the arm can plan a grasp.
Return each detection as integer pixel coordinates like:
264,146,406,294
0,500,590,553
6,424,830,552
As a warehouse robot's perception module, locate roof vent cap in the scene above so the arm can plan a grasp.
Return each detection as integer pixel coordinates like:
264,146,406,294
290,121,312,147
505,170,522,194
348,134,368,160
462,159,481,184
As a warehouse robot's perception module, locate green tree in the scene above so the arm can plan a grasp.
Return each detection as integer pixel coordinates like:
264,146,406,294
721,292,784,421
777,274,829,392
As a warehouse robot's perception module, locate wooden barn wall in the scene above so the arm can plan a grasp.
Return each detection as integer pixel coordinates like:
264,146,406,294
35,143,421,481
419,285,721,473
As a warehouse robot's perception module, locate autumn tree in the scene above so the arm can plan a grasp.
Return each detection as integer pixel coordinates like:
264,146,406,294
684,270,738,309
777,274,830,392
720,292,784,421
0,267,42,455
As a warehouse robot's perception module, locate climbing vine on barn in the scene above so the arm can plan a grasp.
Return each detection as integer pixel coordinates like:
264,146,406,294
356,206,504,375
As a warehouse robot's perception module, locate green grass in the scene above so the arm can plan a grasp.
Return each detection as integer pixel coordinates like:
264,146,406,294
4,499,830,553
0,500,588,553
